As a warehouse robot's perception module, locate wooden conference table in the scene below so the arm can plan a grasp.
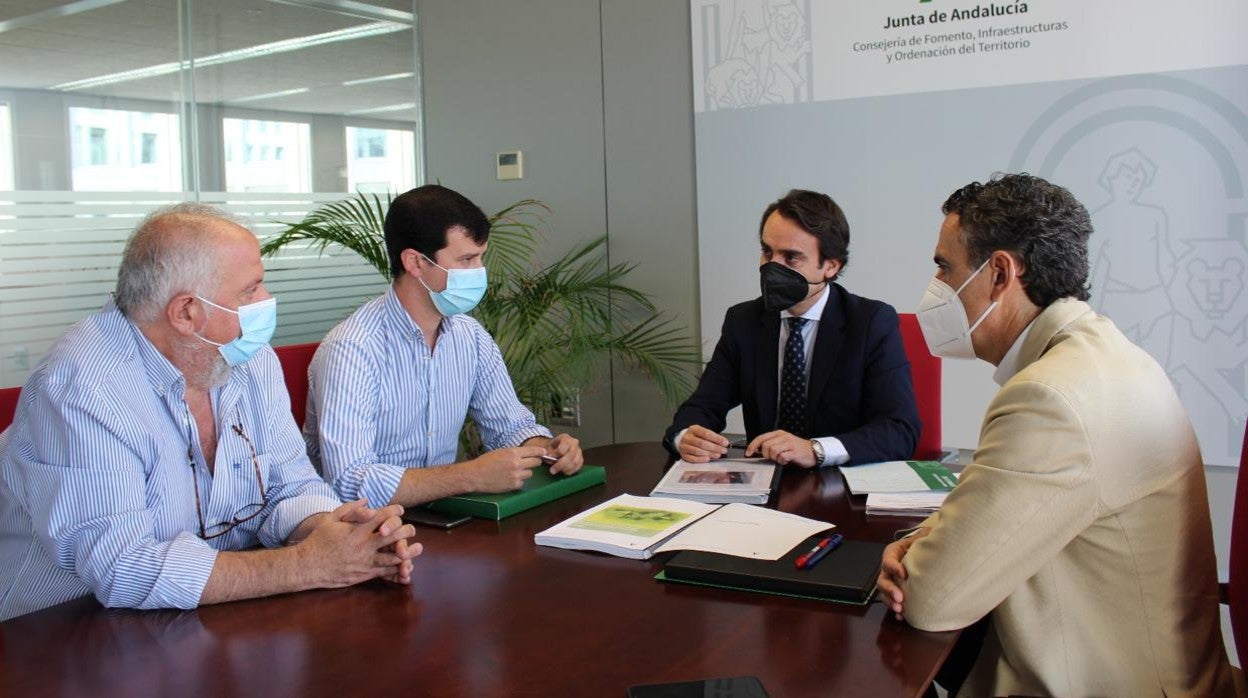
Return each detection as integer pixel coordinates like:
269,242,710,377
0,442,959,697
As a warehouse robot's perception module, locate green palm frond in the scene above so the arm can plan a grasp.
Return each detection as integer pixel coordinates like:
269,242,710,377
261,192,392,278
607,315,701,402
485,199,545,280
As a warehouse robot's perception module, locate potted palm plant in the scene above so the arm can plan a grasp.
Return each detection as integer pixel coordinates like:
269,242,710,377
261,192,700,454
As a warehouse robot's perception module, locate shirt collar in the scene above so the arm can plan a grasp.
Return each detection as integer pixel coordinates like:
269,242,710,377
781,283,829,322
384,285,460,339
992,320,1035,386
119,302,187,397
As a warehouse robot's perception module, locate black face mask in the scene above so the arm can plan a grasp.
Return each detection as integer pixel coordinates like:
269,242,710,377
759,262,824,312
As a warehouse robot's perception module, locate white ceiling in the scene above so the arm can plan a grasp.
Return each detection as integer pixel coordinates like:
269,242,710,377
0,0,418,121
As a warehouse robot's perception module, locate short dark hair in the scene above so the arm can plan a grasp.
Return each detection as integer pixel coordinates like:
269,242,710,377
759,189,850,278
384,184,490,279
942,173,1092,308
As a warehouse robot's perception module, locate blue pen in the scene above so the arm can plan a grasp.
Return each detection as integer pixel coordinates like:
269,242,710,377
798,533,843,570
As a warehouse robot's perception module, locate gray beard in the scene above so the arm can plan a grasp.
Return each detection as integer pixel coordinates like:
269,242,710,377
179,339,232,390
204,355,232,389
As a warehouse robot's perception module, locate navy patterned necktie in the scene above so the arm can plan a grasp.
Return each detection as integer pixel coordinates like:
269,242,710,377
778,317,808,435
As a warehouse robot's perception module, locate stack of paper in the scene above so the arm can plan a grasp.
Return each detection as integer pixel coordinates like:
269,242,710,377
864,491,949,516
649,459,779,504
534,494,832,560
839,460,957,516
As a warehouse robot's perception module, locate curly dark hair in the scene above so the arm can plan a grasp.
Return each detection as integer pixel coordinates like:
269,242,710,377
942,173,1092,307
759,189,850,279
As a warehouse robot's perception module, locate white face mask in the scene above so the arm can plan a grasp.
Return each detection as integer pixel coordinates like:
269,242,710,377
916,259,998,360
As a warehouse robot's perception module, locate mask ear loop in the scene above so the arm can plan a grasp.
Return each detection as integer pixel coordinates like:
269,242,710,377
953,258,993,295
192,296,229,347
967,300,998,334
420,253,451,273
963,258,1001,334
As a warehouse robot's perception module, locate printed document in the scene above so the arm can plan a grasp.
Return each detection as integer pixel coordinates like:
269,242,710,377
653,502,832,559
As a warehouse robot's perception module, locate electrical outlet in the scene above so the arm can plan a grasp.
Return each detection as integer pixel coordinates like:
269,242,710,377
548,391,581,427
13,347,28,371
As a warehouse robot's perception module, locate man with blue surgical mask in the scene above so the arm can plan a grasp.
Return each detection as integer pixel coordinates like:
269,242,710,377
0,204,421,621
305,185,584,510
877,174,1232,696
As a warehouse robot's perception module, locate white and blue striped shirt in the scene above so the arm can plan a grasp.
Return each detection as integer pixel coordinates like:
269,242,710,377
304,287,550,505
0,301,340,621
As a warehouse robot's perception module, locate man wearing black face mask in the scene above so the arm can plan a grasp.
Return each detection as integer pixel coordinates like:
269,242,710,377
663,190,920,467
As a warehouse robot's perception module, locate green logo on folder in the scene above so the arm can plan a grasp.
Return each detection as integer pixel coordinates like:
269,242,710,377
906,460,957,490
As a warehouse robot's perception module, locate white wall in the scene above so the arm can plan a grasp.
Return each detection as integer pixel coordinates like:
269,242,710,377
417,0,700,447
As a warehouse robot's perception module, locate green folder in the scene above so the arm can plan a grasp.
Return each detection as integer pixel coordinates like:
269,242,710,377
425,465,607,520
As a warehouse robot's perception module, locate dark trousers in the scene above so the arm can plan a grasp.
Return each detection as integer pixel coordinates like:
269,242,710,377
924,615,990,698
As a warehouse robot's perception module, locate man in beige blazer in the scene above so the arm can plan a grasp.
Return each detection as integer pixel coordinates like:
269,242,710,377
877,173,1234,697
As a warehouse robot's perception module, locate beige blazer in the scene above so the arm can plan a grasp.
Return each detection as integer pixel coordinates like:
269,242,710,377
901,299,1234,697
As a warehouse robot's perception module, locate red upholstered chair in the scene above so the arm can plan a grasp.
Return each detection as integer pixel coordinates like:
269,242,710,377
1227,423,1248,664
897,313,942,460
273,343,319,429
0,386,20,432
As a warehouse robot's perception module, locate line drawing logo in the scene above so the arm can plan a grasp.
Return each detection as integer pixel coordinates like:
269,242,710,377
694,0,814,112
1011,73,1248,465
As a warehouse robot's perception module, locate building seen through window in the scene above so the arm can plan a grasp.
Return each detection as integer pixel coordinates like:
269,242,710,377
346,126,415,193
223,118,312,193
69,107,181,192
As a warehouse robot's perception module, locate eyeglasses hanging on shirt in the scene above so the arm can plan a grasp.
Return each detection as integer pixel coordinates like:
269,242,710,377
184,410,269,540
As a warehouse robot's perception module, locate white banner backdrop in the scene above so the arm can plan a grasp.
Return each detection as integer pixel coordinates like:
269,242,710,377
690,0,1248,465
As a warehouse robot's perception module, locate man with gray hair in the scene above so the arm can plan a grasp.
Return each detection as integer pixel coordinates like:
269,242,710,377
0,204,422,621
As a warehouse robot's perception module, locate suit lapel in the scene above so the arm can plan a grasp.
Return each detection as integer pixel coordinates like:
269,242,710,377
756,307,781,433
805,288,845,433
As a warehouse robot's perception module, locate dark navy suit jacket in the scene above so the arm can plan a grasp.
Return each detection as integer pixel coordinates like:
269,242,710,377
663,284,920,465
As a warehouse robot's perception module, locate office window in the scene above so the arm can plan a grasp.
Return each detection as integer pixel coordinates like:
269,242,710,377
0,103,12,191
88,128,107,165
0,1,419,388
355,128,387,158
69,108,182,192
346,126,415,193
223,118,312,193
139,132,157,164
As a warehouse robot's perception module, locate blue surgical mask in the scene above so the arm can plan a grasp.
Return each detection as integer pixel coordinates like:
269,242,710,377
419,254,488,316
195,296,278,366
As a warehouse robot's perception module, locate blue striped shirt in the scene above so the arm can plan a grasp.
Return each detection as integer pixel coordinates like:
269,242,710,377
0,301,340,621
304,287,550,505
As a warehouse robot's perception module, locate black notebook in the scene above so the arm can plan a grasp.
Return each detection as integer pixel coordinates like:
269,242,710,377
659,536,885,605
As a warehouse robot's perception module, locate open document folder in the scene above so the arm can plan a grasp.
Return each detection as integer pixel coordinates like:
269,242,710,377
534,494,832,560
649,458,780,504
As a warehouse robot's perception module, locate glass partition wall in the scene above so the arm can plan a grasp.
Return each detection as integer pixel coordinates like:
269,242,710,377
0,0,419,387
